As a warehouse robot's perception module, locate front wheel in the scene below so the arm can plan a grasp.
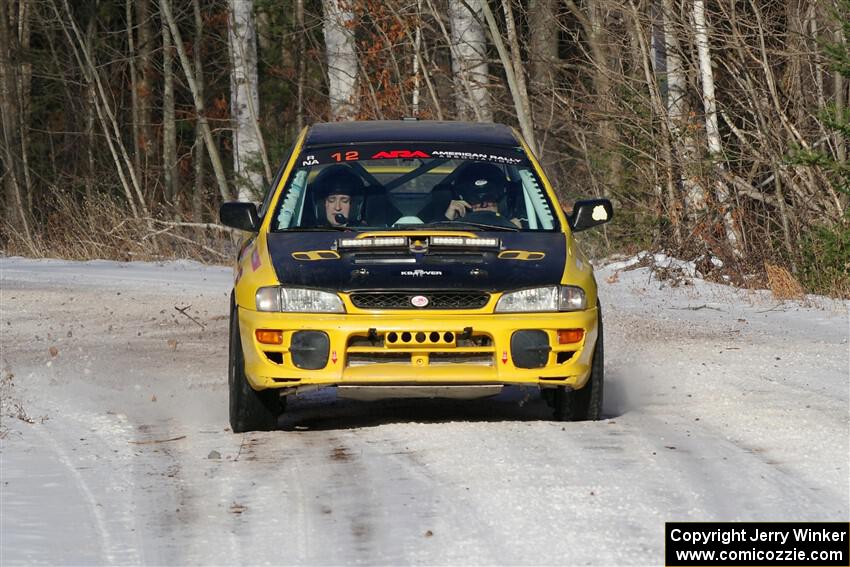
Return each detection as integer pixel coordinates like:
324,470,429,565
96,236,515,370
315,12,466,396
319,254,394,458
229,300,283,433
554,303,604,421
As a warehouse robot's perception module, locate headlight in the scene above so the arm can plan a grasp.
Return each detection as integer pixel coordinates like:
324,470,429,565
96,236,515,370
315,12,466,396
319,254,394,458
495,285,586,312
255,286,345,313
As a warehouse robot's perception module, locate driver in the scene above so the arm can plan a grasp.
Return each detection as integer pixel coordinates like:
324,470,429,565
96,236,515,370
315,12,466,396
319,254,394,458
312,165,365,227
443,163,520,228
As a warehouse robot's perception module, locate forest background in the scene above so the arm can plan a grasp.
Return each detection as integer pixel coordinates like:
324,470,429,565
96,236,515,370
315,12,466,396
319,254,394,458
1,0,847,296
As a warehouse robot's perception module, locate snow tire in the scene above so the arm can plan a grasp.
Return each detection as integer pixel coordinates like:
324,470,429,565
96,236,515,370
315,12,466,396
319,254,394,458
229,298,283,433
554,302,604,421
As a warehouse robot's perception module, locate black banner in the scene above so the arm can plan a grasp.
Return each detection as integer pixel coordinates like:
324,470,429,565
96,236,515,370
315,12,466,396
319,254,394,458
665,522,849,566
296,143,529,168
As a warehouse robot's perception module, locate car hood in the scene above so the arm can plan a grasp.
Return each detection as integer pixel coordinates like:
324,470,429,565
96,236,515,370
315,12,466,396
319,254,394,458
266,232,566,292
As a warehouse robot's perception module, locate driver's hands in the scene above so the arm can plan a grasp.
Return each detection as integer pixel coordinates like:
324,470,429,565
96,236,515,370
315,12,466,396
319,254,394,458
445,199,471,220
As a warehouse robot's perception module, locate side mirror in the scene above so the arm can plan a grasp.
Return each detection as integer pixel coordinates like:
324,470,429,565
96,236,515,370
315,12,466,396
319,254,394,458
568,199,613,232
220,202,259,232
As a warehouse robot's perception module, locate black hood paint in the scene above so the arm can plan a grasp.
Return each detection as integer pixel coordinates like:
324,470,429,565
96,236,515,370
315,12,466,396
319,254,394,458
266,232,566,292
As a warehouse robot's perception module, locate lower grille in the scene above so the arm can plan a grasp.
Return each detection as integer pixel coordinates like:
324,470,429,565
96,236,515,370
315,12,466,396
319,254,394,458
345,330,494,367
347,352,493,366
350,291,489,310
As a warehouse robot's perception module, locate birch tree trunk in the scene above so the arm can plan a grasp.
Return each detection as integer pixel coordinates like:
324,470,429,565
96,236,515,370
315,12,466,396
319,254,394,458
448,0,491,121
228,0,269,200
322,0,358,121
192,0,206,219
162,5,178,203
411,1,422,117
160,0,231,201
692,0,742,255
662,0,705,216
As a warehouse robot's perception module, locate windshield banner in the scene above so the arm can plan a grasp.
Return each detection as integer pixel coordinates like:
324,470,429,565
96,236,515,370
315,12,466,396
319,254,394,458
298,144,529,168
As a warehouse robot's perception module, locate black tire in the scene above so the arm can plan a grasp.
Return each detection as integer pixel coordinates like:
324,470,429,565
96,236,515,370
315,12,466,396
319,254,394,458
552,385,576,421
229,299,283,433
554,302,604,421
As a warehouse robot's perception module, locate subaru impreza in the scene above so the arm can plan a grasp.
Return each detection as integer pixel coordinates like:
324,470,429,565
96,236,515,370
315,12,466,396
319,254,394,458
220,120,613,432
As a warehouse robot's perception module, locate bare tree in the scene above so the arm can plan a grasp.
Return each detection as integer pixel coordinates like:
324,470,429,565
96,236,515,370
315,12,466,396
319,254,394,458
563,0,622,192
499,0,536,153
447,0,491,121
191,0,206,219
229,0,271,200
322,0,358,120
528,0,558,91
160,0,231,201
661,0,704,218
0,0,34,250
693,0,742,255
52,0,149,218
162,5,178,203
295,0,306,131
135,0,155,169
833,11,847,167
480,0,536,151
126,0,142,181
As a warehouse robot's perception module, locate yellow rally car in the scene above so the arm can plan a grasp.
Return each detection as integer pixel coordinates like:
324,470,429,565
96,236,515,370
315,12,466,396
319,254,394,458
220,120,613,432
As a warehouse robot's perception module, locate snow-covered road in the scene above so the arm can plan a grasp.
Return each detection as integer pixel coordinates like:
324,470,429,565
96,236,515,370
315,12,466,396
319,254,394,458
1,256,848,565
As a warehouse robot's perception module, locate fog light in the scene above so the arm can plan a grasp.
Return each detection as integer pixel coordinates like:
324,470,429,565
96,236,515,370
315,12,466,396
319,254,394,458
256,329,283,345
557,329,584,344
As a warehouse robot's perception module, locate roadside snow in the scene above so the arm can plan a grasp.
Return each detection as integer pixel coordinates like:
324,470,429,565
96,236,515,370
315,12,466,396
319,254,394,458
1,255,847,565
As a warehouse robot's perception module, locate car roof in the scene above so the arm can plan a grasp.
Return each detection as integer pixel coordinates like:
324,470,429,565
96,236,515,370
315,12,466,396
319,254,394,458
305,120,520,147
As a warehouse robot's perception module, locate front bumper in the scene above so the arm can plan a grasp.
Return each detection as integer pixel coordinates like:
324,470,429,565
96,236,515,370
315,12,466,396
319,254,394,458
238,307,599,390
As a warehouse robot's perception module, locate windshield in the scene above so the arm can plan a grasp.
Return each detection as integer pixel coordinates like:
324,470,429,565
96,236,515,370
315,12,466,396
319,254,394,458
270,143,561,232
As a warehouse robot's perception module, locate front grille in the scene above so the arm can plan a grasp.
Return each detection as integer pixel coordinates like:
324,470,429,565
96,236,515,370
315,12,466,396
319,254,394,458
350,291,489,310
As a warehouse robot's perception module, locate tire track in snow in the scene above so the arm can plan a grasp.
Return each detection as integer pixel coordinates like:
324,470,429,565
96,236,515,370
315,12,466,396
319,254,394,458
29,412,144,565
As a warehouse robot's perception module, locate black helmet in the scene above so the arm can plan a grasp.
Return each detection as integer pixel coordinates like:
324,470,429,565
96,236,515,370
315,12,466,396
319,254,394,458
312,164,364,199
311,165,365,225
455,163,506,205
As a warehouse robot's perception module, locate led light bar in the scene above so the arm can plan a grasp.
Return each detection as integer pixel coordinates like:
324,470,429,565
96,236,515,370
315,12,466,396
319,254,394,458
338,237,408,249
430,236,500,248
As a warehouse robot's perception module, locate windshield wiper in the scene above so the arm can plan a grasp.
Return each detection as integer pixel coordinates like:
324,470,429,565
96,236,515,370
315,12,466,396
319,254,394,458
415,221,520,232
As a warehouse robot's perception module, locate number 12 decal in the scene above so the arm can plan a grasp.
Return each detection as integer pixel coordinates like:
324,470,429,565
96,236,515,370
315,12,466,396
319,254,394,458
331,151,359,162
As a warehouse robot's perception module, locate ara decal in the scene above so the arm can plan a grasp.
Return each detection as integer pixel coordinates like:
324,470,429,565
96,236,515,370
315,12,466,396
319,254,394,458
371,150,431,159
501,351,508,364
331,350,338,364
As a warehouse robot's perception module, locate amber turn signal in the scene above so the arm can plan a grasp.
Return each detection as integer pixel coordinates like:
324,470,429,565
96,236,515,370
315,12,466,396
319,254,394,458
255,329,283,345
557,329,584,344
